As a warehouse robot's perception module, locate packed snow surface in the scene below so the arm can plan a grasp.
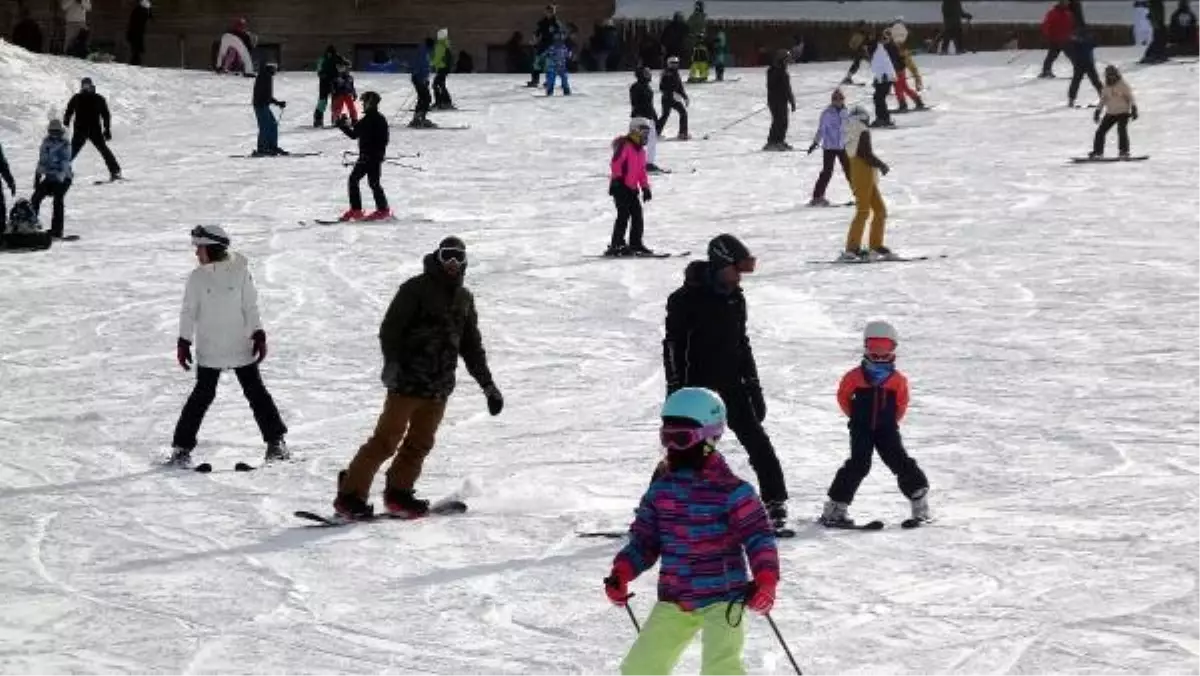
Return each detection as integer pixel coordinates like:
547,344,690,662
0,44,1196,674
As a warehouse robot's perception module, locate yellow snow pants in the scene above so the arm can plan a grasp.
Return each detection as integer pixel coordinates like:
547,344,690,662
620,602,746,675
846,156,887,251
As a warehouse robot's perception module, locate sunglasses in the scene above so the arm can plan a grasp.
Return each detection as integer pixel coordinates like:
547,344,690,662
660,422,723,450
864,338,896,362
438,247,467,264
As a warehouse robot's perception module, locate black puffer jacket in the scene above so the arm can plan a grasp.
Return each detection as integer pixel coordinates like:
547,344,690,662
378,254,492,399
64,91,112,135
662,261,759,392
339,108,389,162
630,80,656,120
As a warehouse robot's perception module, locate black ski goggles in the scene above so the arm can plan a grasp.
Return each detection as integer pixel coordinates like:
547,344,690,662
437,247,467,264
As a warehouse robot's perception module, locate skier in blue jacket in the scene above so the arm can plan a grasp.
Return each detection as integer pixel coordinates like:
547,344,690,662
410,38,435,127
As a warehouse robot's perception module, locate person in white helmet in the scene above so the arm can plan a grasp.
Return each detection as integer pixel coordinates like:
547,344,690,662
170,225,288,467
431,28,455,110
820,320,930,528
657,56,690,139
841,105,895,262
606,118,654,256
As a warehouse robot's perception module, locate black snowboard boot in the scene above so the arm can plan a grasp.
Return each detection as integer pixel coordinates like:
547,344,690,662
333,470,375,519
264,438,290,462
766,500,788,530
383,488,430,517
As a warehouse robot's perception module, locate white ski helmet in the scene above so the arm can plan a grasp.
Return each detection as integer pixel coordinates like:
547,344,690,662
437,28,448,40
849,104,871,125
191,224,231,247
891,19,909,45
667,55,680,68
863,320,898,344
629,116,653,134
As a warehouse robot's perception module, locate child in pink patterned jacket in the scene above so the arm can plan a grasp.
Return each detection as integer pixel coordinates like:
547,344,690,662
606,117,654,257
604,387,779,675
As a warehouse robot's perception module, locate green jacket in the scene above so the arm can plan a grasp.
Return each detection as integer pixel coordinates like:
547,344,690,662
432,39,452,70
379,254,492,399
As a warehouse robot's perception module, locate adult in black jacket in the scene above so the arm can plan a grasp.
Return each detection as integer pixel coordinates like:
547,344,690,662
528,5,563,87
657,57,689,138
337,91,390,221
764,50,796,151
1169,0,1198,54
64,78,122,180
252,63,287,156
127,0,151,65
12,8,44,54
660,12,688,61
662,234,791,529
314,45,341,127
940,0,972,54
629,66,660,171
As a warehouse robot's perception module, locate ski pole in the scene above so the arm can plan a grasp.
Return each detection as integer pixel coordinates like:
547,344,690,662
622,593,641,633
702,105,767,140
765,613,802,675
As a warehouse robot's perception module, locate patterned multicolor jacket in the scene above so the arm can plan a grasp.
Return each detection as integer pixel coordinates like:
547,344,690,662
613,452,779,610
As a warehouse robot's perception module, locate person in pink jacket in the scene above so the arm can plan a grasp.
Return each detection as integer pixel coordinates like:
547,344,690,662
606,117,654,257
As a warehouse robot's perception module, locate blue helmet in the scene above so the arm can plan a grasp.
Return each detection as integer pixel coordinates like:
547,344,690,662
661,388,727,429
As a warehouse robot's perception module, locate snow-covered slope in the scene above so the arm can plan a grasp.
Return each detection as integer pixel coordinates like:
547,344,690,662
0,44,1196,674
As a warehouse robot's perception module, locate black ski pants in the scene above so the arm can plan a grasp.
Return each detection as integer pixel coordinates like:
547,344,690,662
845,54,863,79
1094,113,1131,155
433,69,452,107
1068,61,1102,103
657,96,689,136
610,185,644,248
71,130,121,177
766,101,789,144
129,34,145,66
31,177,71,237
827,424,927,504
720,384,788,505
1041,44,1062,75
172,364,287,451
412,76,432,116
812,149,850,200
349,159,387,211
941,19,963,54
872,80,893,125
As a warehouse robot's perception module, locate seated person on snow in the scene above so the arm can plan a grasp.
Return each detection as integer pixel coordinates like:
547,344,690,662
3,198,52,250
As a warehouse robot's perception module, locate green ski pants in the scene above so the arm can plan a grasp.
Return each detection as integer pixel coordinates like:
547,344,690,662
621,602,746,675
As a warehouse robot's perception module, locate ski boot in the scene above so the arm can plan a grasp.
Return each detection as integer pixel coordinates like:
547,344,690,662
364,208,394,221
604,243,630,257
909,488,932,524
818,500,855,528
808,197,831,207
869,246,900,262
333,470,375,520
1119,150,1131,159
339,208,366,222
264,439,290,462
166,446,193,468
1087,150,1101,159
840,76,855,85
110,172,123,181
1038,71,1055,79
677,132,692,141
383,488,430,518
896,102,910,113
869,119,895,129
836,249,866,263
765,500,789,531
913,98,927,111
628,243,656,257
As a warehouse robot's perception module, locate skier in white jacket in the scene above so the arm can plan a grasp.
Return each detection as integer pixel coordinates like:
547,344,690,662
869,32,898,128
170,225,288,466
61,0,91,55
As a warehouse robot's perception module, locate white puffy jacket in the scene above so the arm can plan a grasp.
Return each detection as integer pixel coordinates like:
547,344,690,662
871,43,896,83
61,0,91,24
179,252,264,369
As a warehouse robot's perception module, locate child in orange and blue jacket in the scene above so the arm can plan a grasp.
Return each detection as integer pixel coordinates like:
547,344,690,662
820,320,930,527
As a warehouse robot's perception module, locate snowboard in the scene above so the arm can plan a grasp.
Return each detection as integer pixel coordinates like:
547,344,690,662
1070,155,1149,163
808,201,855,208
586,250,691,260
229,151,322,158
294,499,468,527
822,519,885,531
808,254,948,265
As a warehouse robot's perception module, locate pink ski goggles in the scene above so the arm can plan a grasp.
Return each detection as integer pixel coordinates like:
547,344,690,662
660,423,724,450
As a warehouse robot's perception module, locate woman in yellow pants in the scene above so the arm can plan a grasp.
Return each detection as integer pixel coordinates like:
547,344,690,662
841,105,897,262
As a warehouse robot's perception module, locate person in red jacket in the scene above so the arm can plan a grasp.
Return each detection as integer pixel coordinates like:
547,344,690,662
819,320,930,528
1041,0,1076,77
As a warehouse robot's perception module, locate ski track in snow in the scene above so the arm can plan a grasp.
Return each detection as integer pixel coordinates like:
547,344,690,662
0,45,1197,673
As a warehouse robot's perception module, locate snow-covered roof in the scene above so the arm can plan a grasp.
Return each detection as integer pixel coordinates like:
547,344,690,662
613,1,1136,25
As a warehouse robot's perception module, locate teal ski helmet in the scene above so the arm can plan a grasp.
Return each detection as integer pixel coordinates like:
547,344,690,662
661,387,727,429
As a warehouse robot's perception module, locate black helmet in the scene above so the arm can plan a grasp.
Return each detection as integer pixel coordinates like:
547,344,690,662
360,91,382,108
636,65,652,82
707,233,756,272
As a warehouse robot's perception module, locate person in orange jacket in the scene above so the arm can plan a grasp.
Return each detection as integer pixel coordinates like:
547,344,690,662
819,320,930,527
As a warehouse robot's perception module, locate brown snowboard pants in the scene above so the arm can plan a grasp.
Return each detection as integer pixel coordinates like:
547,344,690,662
341,394,447,499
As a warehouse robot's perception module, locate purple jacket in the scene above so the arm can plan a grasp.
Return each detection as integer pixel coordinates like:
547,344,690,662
812,105,846,150
613,452,779,610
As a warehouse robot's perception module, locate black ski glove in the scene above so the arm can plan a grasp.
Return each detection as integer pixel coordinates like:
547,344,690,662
807,143,818,155
1093,109,1101,123
746,381,766,422
103,129,112,141
380,361,401,390
609,178,621,196
278,100,287,109
251,329,267,363
177,338,193,371
1131,105,1139,121
641,186,652,202
482,382,504,416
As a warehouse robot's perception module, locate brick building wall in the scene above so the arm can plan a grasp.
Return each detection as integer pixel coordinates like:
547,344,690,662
2,0,615,71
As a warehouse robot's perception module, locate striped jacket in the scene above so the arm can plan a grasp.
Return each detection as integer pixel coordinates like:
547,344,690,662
613,452,779,610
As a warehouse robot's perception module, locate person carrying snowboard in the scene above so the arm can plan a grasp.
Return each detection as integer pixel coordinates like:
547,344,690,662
332,237,503,520
764,49,796,151
313,45,341,127
31,118,73,239
336,91,391,222
819,320,930,528
663,234,791,530
170,225,289,467
807,89,851,206
410,38,435,128
658,56,690,140
606,118,654,257
252,63,287,156
630,65,661,172
431,28,455,110
64,77,121,181
1090,64,1138,158
604,386,780,675
331,59,358,123
841,105,894,262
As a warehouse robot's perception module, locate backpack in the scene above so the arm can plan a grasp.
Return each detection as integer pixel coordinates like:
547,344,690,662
7,198,40,234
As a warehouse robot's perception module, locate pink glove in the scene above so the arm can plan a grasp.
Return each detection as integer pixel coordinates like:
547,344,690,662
747,571,778,614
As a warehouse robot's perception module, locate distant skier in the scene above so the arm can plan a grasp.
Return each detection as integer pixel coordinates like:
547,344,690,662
712,30,729,81
331,60,358,123
544,33,572,95
841,105,894,262
869,33,897,127
64,77,121,180
664,234,791,530
431,28,455,110
0,141,15,233
332,237,503,520
313,45,342,127
1065,30,1102,107
529,4,563,87
216,17,255,75
409,38,435,128
807,89,851,206
630,66,661,172
819,321,931,528
1041,0,1075,77
31,119,73,239
842,21,871,84
336,91,391,221
252,63,287,156
606,117,654,257
1090,65,1138,158
941,0,972,54
658,56,690,139
887,23,927,111
764,49,796,151
687,33,709,82
126,0,151,66
170,225,289,467
604,387,780,675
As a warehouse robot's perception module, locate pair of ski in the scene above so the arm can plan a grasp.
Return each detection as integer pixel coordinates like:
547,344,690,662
1069,155,1149,163
808,253,948,265
295,498,468,526
229,151,322,159
302,215,434,226
587,250,691,260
